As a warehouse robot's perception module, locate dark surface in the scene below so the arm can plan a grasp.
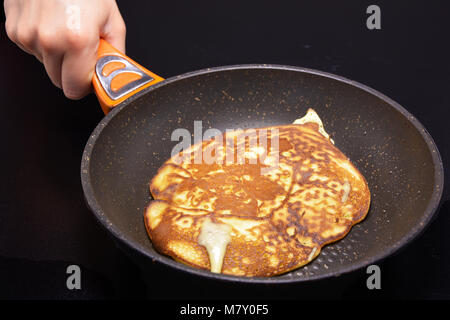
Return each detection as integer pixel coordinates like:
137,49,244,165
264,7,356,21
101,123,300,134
1,0,450,299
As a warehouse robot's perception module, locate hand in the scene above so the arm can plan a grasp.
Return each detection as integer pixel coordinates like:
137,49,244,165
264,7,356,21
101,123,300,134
4,0,126,100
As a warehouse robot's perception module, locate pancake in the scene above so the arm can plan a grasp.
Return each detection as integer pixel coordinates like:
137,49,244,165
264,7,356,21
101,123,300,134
144,109,371,277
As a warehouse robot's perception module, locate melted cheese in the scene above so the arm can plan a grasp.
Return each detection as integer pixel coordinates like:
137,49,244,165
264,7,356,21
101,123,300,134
293,108,334,144
307,246,318,261
341,180,351,203
198,217,232,273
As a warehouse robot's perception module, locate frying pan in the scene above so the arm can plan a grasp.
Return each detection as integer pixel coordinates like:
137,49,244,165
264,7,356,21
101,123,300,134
81,40,444,283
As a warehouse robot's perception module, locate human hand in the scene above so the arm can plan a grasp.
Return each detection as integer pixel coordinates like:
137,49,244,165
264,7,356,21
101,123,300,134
4,0,126,100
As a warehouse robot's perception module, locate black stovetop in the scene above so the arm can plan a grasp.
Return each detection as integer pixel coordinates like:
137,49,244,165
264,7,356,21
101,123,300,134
0,0,449,300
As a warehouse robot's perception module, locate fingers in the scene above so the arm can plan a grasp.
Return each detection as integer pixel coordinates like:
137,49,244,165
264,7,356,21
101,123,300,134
5,0,35,57
42,51,63,89
3,0,17,17
4,0,127,100
60,35,99,100
101,1,127,53
61,1,126,99
4,0,17,39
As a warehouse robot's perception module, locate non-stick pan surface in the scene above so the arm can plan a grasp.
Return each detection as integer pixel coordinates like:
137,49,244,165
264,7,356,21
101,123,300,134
81,64,444,283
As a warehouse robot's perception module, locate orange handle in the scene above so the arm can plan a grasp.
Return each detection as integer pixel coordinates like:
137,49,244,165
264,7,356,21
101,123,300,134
92,39,164,114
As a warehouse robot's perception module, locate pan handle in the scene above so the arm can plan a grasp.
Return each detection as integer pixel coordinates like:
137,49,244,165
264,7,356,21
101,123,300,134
92,39,164,114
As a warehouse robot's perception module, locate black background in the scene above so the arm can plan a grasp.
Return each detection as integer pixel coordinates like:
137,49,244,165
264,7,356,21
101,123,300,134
0,0,449,300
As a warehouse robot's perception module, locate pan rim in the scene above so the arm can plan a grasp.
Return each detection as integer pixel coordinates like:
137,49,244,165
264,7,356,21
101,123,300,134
81,64,444,284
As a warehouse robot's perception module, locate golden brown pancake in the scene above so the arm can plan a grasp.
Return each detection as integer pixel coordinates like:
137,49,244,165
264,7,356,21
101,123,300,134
144,109,371,277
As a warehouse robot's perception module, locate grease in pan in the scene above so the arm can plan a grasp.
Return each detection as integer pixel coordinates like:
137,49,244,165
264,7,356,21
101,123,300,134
144,109,371,277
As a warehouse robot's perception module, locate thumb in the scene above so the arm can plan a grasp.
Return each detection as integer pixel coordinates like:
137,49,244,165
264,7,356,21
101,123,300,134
100,2,126,53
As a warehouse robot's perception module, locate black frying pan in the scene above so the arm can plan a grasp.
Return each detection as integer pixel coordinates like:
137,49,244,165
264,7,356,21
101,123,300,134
81,40,444,283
